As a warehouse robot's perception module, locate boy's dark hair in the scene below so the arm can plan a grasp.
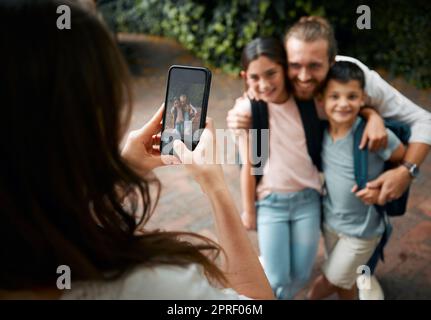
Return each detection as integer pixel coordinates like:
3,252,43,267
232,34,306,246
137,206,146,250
326,61,365,89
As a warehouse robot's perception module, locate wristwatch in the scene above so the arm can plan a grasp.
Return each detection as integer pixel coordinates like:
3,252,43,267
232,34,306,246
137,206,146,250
401,161,419,179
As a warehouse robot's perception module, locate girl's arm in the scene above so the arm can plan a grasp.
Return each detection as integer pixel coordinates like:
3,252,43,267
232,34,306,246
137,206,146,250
238,130,257,230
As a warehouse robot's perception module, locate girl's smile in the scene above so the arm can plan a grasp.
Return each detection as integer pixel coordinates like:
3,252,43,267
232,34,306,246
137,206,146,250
244,55,289,104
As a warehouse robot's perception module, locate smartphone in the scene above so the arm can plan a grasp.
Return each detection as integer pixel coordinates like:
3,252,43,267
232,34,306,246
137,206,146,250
160,65,212,155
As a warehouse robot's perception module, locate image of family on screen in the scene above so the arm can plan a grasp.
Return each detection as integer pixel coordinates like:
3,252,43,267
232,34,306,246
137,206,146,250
167,94,200,139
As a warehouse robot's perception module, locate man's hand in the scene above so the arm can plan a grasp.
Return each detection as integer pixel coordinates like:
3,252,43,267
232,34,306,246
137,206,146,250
365,165,412,205
359,108,388,151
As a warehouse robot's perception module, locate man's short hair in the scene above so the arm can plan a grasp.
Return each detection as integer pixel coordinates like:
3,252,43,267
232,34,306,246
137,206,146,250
285,16,337,62
325,61,365,89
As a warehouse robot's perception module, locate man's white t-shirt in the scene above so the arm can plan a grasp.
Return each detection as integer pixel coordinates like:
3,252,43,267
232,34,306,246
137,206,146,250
336,55,431,145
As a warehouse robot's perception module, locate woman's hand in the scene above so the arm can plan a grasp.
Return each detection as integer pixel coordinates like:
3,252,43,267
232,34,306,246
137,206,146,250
121,104,180,177
172,117,226,193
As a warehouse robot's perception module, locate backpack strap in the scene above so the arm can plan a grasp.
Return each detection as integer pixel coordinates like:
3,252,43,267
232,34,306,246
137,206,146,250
250,99,269,186
383,119,411,144
353,117,368,190
353,117,412,216
295,98,323,171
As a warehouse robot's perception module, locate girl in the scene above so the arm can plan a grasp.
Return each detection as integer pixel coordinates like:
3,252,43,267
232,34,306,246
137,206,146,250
235,37,322,299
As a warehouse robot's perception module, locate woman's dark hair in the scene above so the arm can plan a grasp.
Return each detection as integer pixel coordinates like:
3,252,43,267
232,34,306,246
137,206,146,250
325,61,366,89
0,0,225,290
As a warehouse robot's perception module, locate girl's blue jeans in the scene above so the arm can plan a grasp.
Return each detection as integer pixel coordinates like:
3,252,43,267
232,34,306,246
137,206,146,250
256,188,321,299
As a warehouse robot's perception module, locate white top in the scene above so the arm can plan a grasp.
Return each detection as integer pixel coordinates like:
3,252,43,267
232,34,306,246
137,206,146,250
60,264,248,300
336,55,431,145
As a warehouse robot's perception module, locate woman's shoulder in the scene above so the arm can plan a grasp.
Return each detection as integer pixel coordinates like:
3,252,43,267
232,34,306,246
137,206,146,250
61,264,244,300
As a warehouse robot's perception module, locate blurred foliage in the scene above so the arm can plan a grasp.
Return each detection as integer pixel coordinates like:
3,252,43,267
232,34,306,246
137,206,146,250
98,0,431,88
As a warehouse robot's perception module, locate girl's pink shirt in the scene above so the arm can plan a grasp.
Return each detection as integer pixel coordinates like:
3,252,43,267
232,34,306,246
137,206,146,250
235,96,322,200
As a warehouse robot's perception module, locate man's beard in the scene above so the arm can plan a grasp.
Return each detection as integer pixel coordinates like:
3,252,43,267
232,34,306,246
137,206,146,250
292,80,324,101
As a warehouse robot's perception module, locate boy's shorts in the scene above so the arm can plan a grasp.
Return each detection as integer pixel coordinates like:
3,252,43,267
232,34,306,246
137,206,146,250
322,224,381,290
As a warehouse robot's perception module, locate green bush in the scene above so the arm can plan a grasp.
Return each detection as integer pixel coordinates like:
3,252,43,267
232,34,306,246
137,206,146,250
324,0,431,88
98,0,431,88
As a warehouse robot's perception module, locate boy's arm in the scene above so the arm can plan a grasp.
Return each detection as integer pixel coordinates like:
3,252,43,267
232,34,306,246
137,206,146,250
356,143,407,206
363,129,408,205
355,133,406,206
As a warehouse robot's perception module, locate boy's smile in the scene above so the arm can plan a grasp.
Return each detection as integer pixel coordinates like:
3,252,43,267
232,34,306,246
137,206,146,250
324,79,365,127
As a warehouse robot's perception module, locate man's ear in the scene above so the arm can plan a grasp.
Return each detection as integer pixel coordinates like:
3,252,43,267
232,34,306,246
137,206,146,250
240,70,246,79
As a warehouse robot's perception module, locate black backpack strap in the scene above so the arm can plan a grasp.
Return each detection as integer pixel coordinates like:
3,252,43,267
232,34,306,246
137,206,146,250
383,119,411,144
379,119,411,216
353,117,411,216
250,99,269,186
295,98,323,171
353,117,368,190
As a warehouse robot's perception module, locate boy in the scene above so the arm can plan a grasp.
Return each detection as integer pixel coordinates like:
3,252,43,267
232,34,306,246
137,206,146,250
307,61,406,300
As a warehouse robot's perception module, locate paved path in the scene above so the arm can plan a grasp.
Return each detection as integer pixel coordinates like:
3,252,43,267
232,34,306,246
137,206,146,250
119,33,431,299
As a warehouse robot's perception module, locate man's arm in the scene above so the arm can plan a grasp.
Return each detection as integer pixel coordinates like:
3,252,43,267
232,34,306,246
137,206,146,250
367,143,430,204
336,55,431,145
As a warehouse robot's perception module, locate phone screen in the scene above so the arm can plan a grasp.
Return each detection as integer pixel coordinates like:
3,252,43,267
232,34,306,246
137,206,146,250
160,66,211,155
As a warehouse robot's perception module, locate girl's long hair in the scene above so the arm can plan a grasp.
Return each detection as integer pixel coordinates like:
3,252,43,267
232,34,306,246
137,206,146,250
0,0,226,290
240,37,292,94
